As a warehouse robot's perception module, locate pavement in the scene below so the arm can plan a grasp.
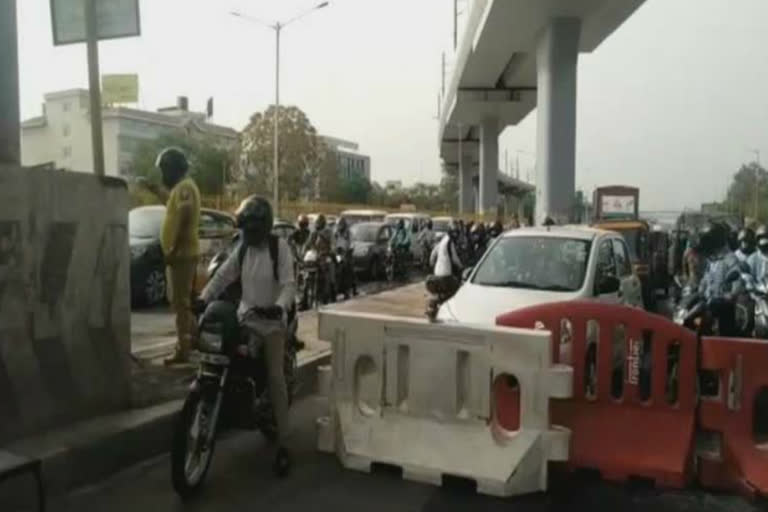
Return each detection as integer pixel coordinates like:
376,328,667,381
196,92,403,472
36,395,761,512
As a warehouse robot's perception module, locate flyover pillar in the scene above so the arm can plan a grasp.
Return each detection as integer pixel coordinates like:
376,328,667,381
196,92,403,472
479,117,499,219
459,154,474,215
535,17,581,225
0,0,20,165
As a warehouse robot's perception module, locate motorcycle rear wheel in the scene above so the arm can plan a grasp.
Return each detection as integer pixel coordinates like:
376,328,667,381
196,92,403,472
171,390,218,499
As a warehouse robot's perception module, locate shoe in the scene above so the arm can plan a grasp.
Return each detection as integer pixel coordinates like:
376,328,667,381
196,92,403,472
273,446,292,478
163,349,189,366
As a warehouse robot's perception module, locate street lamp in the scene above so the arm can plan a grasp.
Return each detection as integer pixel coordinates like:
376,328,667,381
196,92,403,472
231,2,330,216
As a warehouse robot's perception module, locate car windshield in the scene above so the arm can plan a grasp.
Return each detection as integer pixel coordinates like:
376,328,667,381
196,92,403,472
433,220,451,232
129,208,165,239
351,223,379,243
472,236,591,292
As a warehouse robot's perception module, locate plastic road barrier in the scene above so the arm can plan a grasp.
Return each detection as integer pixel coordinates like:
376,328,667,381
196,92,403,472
497,301,698,488
698,336,768,499
316,310,572,497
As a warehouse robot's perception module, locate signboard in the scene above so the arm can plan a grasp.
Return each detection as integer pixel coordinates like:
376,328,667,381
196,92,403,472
50,0,141,45
102,74,138,104
601,195,636,218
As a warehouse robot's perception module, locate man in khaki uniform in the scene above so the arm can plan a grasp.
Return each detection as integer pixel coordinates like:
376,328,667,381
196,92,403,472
147,147,201,365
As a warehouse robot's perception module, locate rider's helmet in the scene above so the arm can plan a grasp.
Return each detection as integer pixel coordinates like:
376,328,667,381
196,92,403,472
738,227,756,255
337,216,348,233
154,147,188,189
315,214,327,231
426,219,433,230
297,214,309,230
235,195,273,247
396,219,405,230
699,221,727,257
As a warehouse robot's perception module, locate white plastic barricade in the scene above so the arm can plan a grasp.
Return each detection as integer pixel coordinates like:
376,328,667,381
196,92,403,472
316,311,573,497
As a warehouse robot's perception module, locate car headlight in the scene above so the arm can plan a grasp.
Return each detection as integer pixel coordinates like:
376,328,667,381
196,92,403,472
198,331,223,353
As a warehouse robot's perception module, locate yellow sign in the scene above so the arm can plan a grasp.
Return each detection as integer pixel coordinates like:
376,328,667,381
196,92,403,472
102,74,138,104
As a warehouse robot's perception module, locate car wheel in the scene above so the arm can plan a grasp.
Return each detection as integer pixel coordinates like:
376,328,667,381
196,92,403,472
145,268,166,306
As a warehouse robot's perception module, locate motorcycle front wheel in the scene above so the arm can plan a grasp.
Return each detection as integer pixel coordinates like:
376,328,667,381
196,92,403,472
171,390,218,499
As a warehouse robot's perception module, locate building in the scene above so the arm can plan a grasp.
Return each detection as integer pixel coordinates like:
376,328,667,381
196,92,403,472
21,89,238,177
321,135,370,182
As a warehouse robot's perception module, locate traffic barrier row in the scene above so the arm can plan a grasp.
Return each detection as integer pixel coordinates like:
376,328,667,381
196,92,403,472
697,336,768,498
497,301,698,488
316,310,573,497
496,300,768,500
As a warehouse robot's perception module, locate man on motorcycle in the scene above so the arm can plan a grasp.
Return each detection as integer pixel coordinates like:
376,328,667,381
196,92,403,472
748,226,768,283
698,221,745,336
736,227,756,263
289,214,311,260
682,231,705,289
304,214,336,301
390,218,412,253
489,220,504,239
470,222,489,262
333,217,357,299
199,195,294,476
425,226,464,320
415,220,436,268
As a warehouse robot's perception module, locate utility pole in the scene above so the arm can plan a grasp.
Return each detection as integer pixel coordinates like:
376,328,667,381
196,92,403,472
0,0,20,166
274,24,281,215
85,0,105,176
453,0,458,50
752,149,761,221
441,52,446,97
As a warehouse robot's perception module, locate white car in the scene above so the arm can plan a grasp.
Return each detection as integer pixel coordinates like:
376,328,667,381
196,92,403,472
438,226,643,324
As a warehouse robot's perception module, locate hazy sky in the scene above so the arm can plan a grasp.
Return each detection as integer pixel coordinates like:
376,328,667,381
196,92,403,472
16,0,768,210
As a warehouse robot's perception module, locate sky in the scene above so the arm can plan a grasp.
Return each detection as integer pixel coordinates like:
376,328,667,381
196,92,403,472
15,0,768,211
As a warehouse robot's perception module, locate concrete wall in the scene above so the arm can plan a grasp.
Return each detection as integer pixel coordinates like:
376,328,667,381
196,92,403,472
0,165,131,443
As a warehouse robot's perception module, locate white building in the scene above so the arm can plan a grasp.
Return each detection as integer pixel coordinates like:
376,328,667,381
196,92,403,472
21,89,238,177
321,135,371,183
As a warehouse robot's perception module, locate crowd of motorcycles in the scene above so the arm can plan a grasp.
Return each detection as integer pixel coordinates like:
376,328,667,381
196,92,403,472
672,221,768,339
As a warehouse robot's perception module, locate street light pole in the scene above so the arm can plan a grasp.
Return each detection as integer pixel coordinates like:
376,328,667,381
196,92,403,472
274,24,281,214
231,2,329,217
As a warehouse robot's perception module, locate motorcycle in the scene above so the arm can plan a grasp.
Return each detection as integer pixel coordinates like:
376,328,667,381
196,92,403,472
334,247,355,300
385,245,409,282
170,302,298,498
300,249,333,310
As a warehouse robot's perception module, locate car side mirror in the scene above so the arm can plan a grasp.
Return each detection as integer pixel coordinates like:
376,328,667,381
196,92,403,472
598,275,621,295
461,267,473,282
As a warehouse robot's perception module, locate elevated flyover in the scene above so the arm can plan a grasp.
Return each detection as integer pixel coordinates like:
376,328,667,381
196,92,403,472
439,0,645,223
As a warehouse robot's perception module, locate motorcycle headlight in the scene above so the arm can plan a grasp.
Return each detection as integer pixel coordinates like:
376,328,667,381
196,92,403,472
198,330,223,353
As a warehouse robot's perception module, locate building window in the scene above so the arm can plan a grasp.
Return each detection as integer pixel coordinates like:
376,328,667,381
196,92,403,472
62,146,71,158
62,124,70,137
62,102,71,112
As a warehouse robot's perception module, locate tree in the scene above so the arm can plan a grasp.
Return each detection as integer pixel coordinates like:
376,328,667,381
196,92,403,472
130,133,236,196
240,105,325,202
725,162,768,221
339,174,372,204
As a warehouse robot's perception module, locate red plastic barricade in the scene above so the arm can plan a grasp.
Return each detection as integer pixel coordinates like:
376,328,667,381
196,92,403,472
496,301,698,488
698,336,768,499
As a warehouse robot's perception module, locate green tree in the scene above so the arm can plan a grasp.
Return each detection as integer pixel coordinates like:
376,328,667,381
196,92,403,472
339,174,372,203
726,162,768,220
240,105,325,201
130,133,235,196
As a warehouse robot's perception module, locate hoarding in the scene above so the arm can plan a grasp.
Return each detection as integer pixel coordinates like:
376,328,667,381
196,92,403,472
50,0,140,45
102,74,138,104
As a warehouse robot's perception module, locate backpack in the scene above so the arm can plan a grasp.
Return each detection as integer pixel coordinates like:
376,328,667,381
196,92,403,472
237,233,280,281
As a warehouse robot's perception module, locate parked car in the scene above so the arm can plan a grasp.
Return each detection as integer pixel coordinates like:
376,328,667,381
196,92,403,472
129,205,236,306
340,209,387,226
438,226,643,324
272,220,297,241
350,221,393,279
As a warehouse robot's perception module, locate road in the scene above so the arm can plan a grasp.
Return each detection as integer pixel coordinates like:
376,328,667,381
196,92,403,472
47,395,757,512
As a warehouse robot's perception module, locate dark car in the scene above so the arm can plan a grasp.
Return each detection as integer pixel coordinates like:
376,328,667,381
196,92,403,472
350,222,392,279
129,205,236,306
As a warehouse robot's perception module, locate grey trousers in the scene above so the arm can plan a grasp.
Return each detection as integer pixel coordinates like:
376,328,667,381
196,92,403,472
243,317,290,445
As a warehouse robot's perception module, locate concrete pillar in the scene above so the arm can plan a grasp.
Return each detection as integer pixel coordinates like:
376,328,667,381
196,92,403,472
479,117,498,219
535,17,581,225
0,0,20,165
459,154,474,215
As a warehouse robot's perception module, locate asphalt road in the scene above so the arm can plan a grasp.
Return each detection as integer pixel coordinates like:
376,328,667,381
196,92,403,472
46,396,758,512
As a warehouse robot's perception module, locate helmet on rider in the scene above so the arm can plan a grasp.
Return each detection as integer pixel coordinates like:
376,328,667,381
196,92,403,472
235,195,273,247
426,219,433,230
738,227,756,255
315,214,326,231
297,214,309,230
337,217,348,233
155,147,188,189
699,221,727,257
396,219,405,231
